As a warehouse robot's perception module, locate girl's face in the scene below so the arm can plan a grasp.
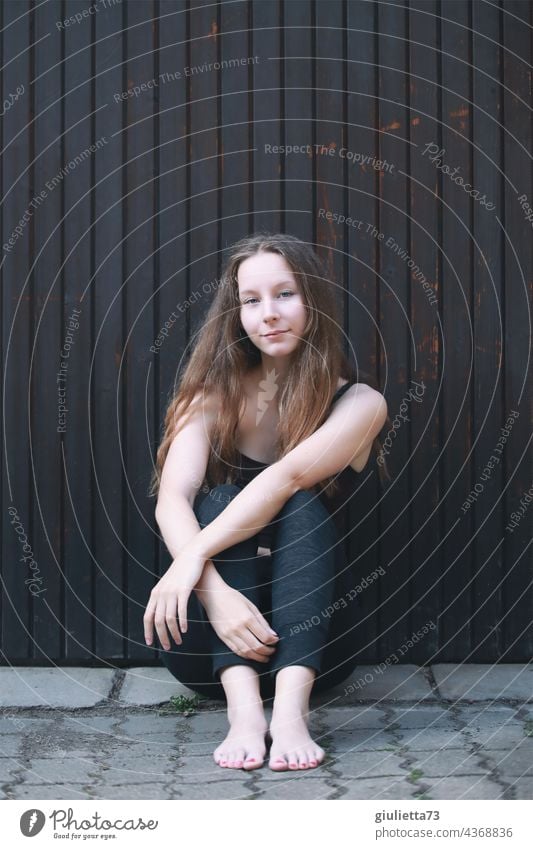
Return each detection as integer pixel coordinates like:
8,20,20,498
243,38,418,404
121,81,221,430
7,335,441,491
237,251,308,357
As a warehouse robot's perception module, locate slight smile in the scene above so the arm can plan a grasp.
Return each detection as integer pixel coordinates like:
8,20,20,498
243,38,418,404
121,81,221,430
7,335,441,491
262,330,288,338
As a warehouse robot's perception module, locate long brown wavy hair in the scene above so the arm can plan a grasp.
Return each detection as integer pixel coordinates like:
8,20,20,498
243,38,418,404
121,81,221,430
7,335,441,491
148,233,391,500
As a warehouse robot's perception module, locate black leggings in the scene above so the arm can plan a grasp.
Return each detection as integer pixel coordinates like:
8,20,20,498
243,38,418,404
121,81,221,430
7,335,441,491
160,484,360,701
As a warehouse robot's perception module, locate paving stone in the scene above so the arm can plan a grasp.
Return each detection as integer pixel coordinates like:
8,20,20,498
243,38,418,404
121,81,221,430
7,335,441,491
318,706,386,731
329,730,395,752
255,778,338,799
433,664,533,702
0,736,25,757
508,778,533,800
0,758,23,782
175,756,252,782
396,728,465,750
462,724,530,750
409,749,486,778
325,750,405,778
120,667,201,705
104,740,180,757
7,784,92,800
457,706,520,730
483,746,533,778
0,717,57,734
118,714,190,737
423,775,504,799
62,716,120,734
175,781,254,799
333,664,435,702
388,705,458,730
20,757,99,784
0,668,114,708
91,784,177,799
99,758,179,784
339,777,416,799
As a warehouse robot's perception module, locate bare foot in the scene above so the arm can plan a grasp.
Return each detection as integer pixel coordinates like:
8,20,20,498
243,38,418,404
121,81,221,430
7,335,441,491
268,712,325,771
213,710,269,770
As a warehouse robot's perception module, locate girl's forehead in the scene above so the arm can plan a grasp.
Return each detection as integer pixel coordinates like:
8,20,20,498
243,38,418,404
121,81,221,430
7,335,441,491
237,252,297,283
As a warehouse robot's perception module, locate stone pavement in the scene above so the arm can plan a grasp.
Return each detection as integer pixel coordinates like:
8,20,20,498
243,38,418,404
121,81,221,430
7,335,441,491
0,664,531,800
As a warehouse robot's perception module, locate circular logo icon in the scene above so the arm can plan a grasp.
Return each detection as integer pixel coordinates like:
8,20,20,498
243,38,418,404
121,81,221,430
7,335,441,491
20,809,45,837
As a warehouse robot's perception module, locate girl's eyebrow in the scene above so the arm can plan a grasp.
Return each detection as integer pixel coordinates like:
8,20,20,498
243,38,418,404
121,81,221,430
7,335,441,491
239,280,296,296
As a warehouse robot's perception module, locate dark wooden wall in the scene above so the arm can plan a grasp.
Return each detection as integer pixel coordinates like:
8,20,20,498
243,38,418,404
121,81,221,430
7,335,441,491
1,0,531,665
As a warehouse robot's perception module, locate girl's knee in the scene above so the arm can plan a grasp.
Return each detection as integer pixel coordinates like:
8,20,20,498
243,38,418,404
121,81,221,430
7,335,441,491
278,489,333,525
194,483,243,523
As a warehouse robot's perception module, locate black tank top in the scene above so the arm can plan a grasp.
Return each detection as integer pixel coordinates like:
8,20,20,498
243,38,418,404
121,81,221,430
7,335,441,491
234,380,359,546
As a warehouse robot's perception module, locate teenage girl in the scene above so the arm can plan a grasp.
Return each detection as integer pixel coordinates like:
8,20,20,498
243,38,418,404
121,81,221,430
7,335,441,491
145,233,389,771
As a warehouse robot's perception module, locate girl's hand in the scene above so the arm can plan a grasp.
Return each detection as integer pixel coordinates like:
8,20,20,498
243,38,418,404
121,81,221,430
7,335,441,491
143,548,206,650
200,585,279,663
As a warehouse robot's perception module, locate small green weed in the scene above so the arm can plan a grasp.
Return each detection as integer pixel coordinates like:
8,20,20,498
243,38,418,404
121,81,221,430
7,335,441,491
167,694,201,716
524,719,533,738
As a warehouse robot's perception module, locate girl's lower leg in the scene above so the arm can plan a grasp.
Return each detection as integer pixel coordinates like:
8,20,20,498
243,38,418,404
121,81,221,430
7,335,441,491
213,665,269,770
268,665,326,771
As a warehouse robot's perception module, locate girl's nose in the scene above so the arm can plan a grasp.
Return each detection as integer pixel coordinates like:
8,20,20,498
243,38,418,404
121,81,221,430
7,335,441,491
261,300,280,320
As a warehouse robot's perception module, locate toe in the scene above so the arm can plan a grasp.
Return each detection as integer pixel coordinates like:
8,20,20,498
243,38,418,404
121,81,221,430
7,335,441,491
287,751,299,769
232,748,246,768
269,753,288,771
312,746,325,765
226,749,238,768
243,752,263,770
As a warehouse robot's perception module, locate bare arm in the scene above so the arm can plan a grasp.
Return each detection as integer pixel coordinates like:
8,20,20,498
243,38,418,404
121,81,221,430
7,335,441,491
153,391,230,609
188,385,387,563
188,462,297,562
155,490,226,610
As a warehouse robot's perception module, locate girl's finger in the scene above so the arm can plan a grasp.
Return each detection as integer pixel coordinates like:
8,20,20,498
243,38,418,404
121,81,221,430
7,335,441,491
143,598,157,645
177,590,190,634
154,600,170,650
233,635,269,663
165,598,182,645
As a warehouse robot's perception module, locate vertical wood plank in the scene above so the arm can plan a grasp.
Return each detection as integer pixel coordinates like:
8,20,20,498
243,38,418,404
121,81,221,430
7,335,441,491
440,0,475,661
375,0,412,661
470,0,504,660
123,0,157,660
1,1,33,661
501,0,533,658
408,0,440,660
345,0,382,663
31,0,63,660
61,0,94,661
93,0,125,660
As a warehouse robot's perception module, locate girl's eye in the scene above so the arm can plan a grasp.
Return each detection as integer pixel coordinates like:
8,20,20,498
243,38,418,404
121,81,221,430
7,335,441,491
242,291,294,305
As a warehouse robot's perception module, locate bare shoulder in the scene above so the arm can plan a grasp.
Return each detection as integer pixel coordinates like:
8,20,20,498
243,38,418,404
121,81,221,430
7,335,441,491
187,387,221,423
335,381,385,405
